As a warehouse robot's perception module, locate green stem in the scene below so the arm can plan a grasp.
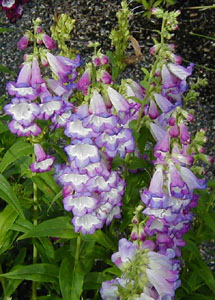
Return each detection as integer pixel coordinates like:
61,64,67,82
75,234,81,262
32,181,38,300
31,146,38,300
136,16,166,132
0,264,6,296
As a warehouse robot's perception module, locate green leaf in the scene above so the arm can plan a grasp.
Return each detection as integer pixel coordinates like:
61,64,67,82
0,205,18,249
0,264,59,283
0,27,14,33
0,121,8,134
0,64,16,76
0,174,25,218
11,216,33,233
32,175,56,199
70,261,85,300
83,230,117,250
39,172,61,194
59,257,74,300
202,212,215,234
84,272,112,290
0,140,33,173
18,216,77,240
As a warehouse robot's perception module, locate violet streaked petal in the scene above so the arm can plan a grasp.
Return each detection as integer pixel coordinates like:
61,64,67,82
39,100,63,120
89,90,107,115
65,143,100,168
65,119,94,139
30,156,56,173
63,194,98,216
16,62,32,85
154,93,174,113
4,102,40,126
34,143,46,161
59,173,89,192
8,120,42,137
107,86,130,112
31,57,44,86
47,79,68,96
72,214,103,234
168,63,193,81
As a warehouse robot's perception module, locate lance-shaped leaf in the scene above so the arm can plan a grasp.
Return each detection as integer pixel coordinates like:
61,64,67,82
0,140,33,173
0,264,59,283
0,205,18,249
18,216,77,240
0,174,24,218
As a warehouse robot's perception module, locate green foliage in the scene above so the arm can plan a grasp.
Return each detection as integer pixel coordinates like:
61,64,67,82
136,0,176,18
108,0,132,79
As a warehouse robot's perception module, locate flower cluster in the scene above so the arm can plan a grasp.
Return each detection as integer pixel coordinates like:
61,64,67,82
54,84,142,234
4,21,81,173
101,238,180,300
0,0,29,22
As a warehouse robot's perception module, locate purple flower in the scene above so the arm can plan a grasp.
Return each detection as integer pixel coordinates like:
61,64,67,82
111,238,137,270
17,34,29,50
8,120,42,137
77,69,91,95
4,99,40,126
107,87,130,112
72,214,103,234
42,34,55,49
30,144,56,173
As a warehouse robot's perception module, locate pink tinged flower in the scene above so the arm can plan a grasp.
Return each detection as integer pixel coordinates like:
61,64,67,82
89,90,107,114
111,238,137,270
77,69,91,95
143,207,177,223
39,99,63,120
92,56,101,66
146,252,179,297
179,123,190,144
149,166,164,196
107,87,130,112
46,53,79,83
179,166,207,192
168,163,189,197
169,125,179,138
63,193,98,216
72,214,103,234
154,131,170,157
42,34,55,49
30,57,44,86
8,120,41,137
100,279,120,300
153,93,174,113
4,101,40,126
47,79,68,96
168,63,194,81
150,123,166,142
148,99,159,119
100,55,109,65
30,144,56,173
17,34,29,50
16,62,32,85
98,70,113,84
59,172,89,192
65,143,100,168
145,218,168,236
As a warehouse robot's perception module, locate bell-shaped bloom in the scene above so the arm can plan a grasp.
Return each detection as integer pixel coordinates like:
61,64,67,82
4,98,40,126
97,70,113,84
154,93,174,113
46,52,81,83
89,90,107,115
111,238,137,270
30,57,45,86
168,63,194,81
77,69,91,95
8,120,42,137
65,139,101,168
7,62,38,100
179,166,207,192
72,213,103,234
30,144,56,173
148,99,159,119
42,34,55,49
107,87,130,112
17,34,29,50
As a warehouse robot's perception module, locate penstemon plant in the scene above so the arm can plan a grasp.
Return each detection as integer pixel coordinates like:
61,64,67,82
0,1,214,300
